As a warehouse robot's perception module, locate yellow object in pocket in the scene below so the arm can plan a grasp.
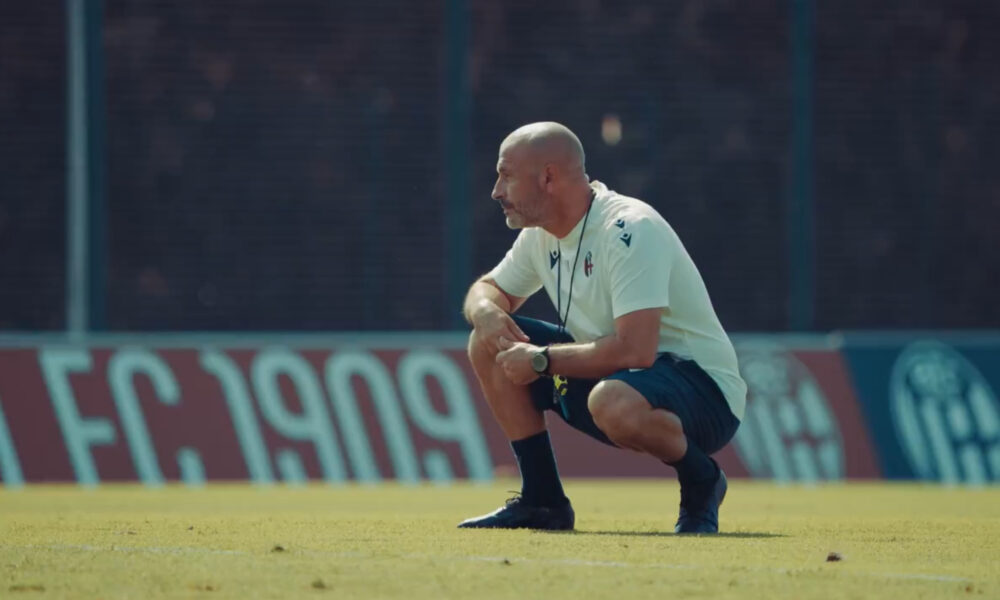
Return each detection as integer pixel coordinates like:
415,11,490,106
553,374,569,398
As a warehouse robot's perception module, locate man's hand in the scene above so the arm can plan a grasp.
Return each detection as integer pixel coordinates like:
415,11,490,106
470,301,530,356
495,336,542,385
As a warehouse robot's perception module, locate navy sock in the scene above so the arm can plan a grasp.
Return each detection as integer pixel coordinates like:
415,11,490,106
667,441,719,489
511,430,567,507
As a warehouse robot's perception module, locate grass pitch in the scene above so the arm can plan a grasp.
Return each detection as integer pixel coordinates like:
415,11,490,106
1,480,998,599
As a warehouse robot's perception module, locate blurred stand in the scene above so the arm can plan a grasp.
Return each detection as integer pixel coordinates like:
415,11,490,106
0,1,998,332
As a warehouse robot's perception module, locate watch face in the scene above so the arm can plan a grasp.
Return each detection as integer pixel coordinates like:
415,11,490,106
531,351,548,373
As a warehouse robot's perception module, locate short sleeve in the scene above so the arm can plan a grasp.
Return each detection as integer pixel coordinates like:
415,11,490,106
607,218,672,318
487,229,543,298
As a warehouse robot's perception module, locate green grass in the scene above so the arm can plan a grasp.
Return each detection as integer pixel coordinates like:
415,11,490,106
1,480,998,599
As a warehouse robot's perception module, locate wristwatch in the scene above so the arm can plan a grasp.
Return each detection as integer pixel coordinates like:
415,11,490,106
530,347,551,376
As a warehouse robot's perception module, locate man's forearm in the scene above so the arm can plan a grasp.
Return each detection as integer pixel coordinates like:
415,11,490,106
547,335,656,379
462,280,512,324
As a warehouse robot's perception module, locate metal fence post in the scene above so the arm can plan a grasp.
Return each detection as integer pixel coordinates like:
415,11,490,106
66,0,106,335
443,0,471,329
788,0,816,330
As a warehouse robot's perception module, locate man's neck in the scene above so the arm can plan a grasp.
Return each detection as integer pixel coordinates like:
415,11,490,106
542,188,593,239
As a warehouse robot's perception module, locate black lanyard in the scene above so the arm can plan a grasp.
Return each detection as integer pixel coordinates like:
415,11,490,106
555,196,594,336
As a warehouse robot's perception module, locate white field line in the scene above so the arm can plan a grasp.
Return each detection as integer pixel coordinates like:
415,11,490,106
1,543,973,585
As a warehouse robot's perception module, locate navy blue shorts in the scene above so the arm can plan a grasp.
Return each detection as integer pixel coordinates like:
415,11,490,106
513,315,740,456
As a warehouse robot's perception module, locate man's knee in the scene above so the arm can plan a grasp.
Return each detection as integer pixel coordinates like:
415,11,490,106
467,327,496,370
587,381,649,445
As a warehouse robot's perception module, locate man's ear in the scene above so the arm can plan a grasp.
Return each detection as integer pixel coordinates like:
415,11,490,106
541,163,557,191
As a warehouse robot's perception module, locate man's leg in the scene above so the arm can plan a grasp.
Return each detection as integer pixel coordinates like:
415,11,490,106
458,326,573,529
587,380,726,533
466,327,545,441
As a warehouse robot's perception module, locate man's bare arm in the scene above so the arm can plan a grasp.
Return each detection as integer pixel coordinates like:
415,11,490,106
463,277,531,355
462,277,528,324
545,307,661,378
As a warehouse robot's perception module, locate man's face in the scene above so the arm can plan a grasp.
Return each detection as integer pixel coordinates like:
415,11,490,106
492,143,545,229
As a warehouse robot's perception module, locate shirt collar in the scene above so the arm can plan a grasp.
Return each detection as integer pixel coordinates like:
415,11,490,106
556,181,606,245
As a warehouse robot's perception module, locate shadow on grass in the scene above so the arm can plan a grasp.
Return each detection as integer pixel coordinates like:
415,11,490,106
544,530,785,539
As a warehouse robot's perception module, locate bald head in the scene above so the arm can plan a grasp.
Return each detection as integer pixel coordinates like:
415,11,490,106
492,122,592,234
500,122,586,177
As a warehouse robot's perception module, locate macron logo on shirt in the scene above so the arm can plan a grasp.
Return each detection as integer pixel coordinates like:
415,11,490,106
549,250,560,269
619,232,632,247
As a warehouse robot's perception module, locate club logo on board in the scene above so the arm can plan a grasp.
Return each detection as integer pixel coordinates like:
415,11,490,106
733,346,845,482
889,341,1000,484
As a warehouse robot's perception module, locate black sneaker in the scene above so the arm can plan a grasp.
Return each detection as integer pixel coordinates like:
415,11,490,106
458,495,575,530
674,469,728,534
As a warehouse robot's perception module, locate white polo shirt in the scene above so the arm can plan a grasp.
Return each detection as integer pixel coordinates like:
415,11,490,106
488,181,747,420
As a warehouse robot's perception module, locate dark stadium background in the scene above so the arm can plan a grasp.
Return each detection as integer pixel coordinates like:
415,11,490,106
2,1,998,333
